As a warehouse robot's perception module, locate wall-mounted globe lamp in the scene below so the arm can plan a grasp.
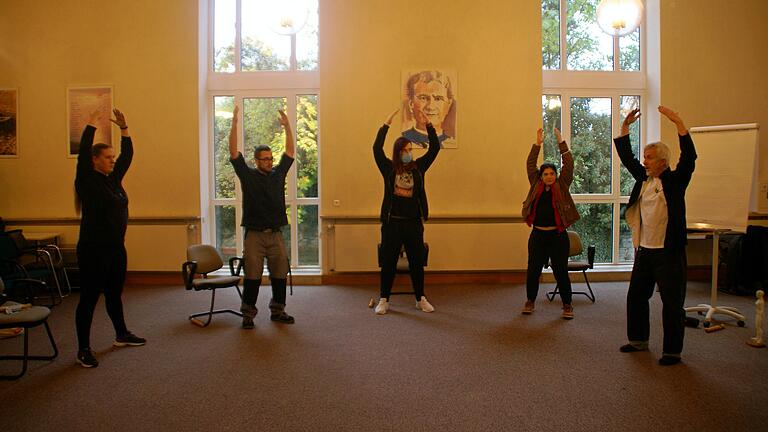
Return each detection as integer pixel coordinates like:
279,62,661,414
265,0,310,35
596,0,644,37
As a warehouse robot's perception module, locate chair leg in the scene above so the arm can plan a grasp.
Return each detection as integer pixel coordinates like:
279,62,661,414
189,289,244,328
546,284,559,302
582,271,595,303
0,320,58,380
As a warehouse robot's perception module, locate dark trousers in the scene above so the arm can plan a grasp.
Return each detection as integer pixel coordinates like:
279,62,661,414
526,229,572,304
241,278,287,307
75,243,129,350
379,219,425,300
627,247,687,355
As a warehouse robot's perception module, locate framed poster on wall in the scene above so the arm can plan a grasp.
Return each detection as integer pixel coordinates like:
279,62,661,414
0,88,19,158
67,86,113,157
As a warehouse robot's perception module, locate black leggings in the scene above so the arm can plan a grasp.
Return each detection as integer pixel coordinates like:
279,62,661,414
526,229,572,304
379,219,425,300
75,243,129,350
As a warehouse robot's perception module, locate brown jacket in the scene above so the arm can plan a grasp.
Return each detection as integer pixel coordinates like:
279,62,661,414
521,140,580,230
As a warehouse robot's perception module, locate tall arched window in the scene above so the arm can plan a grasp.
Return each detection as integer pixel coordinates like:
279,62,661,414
542,0,646,264
204,0,320,268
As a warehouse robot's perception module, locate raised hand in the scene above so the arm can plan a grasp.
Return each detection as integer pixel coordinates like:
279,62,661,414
536,128,544,146
554,127,562,143
278,109,289,128
658,105,687,134
109,108,127,129
87,109,102,127
384,109,399,126
620,108,641,136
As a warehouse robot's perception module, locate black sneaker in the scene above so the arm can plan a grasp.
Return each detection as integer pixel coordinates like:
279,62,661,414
658,355,682,366
242,316,255,330
270,312,295,324
619,344,647,353
113,332,147,347
77,349,99,368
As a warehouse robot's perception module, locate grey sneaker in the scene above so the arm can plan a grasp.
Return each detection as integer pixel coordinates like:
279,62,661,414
522,300,535,315
242,316,255,329
270,312,295,324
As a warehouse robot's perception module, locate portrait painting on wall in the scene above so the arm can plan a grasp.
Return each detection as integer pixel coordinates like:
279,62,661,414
400,69,457,149
67,86,113,157
0,88,19,158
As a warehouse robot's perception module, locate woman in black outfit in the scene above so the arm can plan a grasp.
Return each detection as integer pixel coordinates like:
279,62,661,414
74,109,145,368
373,109,441,315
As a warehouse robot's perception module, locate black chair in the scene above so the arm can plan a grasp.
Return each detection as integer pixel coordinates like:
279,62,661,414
182,245,244,327
369,243,429,303
0,230,70,304
0,277,59,380
546,231,596,303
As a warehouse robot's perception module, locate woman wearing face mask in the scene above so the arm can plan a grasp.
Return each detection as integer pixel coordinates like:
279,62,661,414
372,109,441,315
521,127,580,319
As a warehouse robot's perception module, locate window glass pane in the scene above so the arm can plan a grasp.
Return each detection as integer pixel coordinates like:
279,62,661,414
215,205,237,260
241,0,290,71
571,203,613,263
542,95,563,170
297,0,319,71
566,0,613,71
619,95,641,196
619,28,640,71
619,203,634,262
213,0,236,73
570,97,612,194
214,96,236,199
282,205,292,261
297,95,318,198
542,0,560,70
298,205,318,265
243,97,288,160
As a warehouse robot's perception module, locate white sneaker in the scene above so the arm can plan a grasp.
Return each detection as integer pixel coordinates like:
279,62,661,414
416,296,435,313
375,298,389,315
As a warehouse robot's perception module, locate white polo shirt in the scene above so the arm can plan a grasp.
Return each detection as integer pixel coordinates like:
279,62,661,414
639,176,668,249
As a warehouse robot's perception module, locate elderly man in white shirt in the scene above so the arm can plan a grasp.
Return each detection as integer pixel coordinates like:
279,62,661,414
614,106,697,366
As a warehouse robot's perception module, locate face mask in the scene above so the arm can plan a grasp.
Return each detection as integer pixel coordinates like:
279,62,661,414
401,152,413,163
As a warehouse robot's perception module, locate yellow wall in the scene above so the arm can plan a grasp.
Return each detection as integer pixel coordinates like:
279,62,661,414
0,0,200,270
660,0,768,211
0,0,200,219
319,0,541,271
320,0,542,218
2,1,765,272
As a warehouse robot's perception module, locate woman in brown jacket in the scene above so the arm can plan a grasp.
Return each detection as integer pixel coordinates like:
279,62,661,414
521,127,580,319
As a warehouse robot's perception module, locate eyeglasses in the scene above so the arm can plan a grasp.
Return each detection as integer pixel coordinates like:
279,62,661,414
256,157,274,161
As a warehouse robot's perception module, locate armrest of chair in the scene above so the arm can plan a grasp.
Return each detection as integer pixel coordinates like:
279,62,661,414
229,256,244,276
587,245,596,268
0,258,29,277
7,278,48,304
181,261,198,290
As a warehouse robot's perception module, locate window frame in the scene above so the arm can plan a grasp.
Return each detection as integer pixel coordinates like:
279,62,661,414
204,0,321,269
542,0,647,265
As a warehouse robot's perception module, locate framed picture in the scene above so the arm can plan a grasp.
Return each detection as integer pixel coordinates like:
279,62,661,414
67,86,113,157
400,69,457,149
0,88,19,158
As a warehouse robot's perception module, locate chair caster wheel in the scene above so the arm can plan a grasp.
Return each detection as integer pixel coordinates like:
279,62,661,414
368,298,375,308
738,320,746,327
703,321,711,328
